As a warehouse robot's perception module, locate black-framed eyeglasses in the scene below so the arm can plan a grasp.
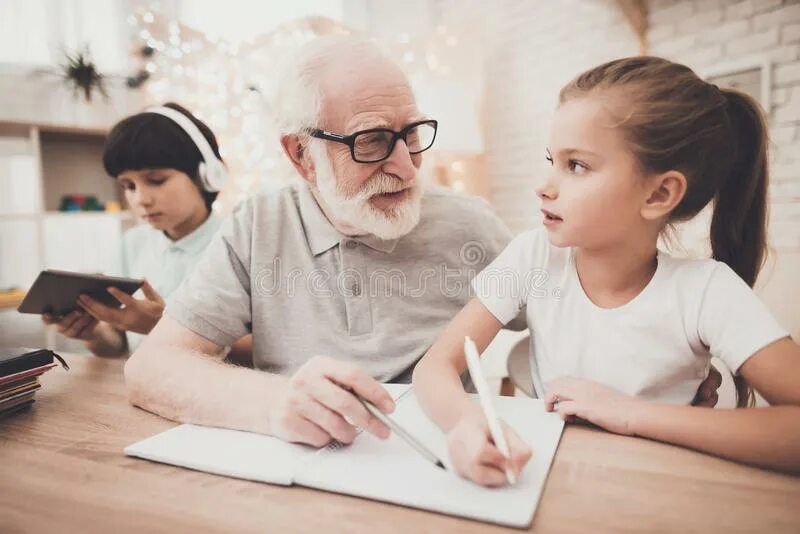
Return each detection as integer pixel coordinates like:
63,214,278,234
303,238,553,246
307,119,438,164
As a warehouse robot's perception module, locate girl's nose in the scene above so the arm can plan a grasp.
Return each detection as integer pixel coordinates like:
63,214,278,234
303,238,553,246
536,178,558,200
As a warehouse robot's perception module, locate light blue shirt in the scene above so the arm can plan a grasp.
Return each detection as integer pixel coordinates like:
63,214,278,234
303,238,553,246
121,214,221,349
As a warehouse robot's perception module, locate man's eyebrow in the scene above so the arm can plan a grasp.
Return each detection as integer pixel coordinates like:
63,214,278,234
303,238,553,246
349,116,430,133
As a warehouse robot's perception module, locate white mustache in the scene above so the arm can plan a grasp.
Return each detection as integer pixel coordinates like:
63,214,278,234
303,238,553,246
351,173,412,199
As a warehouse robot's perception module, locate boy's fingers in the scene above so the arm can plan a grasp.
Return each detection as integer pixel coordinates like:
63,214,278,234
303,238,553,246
140,280,164,304
107,286,136,307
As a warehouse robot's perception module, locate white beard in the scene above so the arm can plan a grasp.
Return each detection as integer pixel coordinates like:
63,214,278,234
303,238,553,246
309,141,423,240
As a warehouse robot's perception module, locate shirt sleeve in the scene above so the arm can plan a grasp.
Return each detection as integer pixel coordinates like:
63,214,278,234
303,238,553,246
470,230,543,326
697,263,789,374
165,202,254,347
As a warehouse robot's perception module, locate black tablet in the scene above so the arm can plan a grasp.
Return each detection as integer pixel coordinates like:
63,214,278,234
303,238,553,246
17,269,143,316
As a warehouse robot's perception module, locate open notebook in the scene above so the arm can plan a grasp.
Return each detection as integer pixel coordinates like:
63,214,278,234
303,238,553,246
125,385,564,529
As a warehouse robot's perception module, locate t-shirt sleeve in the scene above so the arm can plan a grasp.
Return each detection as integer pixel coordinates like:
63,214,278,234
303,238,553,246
470,230,544,326
165,202,254,347
697,263,789,374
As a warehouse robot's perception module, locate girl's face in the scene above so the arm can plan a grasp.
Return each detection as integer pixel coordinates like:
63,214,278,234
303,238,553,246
539,96,652,250
117,168,208,239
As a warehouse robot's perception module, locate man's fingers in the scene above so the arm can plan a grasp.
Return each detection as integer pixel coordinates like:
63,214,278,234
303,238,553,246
310,378,389,439
287,417,332,448
140,280,164,304
299,399,358,445
319,358,395,414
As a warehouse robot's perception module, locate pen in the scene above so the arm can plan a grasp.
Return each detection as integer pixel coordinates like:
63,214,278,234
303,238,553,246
464,335,517,485
353,393,446,470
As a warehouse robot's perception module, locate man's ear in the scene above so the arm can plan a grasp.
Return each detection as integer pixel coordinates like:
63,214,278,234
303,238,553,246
280,135,316,184
641,170,687,221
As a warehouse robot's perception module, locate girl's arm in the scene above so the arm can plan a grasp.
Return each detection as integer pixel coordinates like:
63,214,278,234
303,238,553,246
413,298,504,429
413,298,533,486
547,337,800,473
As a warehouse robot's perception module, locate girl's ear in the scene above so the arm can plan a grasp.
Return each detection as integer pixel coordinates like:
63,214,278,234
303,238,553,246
280,135,316,184
641,170,687,221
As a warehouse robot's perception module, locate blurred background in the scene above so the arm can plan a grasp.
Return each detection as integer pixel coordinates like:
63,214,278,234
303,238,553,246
1,0,798,354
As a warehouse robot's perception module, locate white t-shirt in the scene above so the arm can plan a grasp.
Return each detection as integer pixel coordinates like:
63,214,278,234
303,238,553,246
471,229,788,404
121,214,221,349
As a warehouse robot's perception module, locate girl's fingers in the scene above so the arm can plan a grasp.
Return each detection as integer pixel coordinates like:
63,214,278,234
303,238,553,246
470,463,510,487
476,442,506,467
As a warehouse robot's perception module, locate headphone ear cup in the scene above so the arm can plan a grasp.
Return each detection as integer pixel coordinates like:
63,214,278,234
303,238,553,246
198,161,208,183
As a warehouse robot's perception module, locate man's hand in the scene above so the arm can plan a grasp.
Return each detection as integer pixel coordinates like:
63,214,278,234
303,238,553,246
78,280,164,335
692,365,723,407
270,355,396,447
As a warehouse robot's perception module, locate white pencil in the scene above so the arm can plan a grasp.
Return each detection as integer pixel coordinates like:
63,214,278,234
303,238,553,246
464,336,517,485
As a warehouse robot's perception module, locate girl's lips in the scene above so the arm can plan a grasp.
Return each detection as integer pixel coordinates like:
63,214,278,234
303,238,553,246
541,209,563,226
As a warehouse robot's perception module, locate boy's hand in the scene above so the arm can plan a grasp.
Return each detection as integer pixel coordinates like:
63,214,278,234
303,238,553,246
78,280,164,335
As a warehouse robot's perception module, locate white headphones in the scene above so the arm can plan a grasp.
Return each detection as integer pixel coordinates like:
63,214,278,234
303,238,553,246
145,106,228,192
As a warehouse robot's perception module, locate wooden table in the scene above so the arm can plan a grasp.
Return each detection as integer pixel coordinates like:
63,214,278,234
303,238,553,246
1,355,799,533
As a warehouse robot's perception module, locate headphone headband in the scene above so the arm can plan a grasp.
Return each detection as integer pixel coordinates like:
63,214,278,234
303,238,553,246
145,106,227,192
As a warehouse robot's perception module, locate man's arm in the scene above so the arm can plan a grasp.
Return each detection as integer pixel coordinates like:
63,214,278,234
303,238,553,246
124,316,396,446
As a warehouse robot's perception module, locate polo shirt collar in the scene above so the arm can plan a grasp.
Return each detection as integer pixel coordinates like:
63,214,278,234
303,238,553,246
158,213,221,254
297,184,400,256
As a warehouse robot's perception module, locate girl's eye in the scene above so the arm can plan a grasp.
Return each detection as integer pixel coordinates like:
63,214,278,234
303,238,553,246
545,153,554,165
568,159,589,174
120,182,135,191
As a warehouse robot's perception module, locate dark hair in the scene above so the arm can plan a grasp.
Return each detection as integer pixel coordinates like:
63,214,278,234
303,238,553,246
103,102,223,210
560,57,770,407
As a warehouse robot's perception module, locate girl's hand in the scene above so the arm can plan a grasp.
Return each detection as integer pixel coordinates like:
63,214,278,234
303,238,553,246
77,280,165,335
43,309,99,341
446,402,533,487
545,377,646,436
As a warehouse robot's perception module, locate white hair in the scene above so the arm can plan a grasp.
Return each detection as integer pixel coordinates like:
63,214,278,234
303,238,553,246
273,35,404,135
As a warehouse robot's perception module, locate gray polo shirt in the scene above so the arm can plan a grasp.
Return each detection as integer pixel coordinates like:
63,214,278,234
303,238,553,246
166,183,514,382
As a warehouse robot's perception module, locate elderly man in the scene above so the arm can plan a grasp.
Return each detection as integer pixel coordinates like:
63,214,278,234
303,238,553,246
125,36,513,447
125,36,719,448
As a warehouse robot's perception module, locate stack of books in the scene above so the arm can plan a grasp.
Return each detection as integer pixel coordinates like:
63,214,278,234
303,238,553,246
0,348,67,418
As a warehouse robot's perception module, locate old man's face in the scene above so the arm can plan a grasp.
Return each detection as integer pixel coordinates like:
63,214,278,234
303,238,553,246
309,60,427,240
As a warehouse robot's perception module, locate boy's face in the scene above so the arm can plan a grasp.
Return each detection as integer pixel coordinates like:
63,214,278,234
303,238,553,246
117,168,208,238
539,96,652,250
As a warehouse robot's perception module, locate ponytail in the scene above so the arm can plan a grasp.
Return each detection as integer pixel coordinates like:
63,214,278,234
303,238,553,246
710,88,769,288
711,89,769,407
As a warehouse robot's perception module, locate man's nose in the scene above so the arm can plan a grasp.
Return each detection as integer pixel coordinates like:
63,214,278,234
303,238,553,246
382,138,417,181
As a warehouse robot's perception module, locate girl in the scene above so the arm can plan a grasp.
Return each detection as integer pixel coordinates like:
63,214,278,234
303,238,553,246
43,103,240,357
413,57,800,486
